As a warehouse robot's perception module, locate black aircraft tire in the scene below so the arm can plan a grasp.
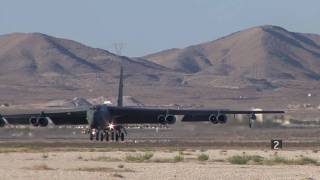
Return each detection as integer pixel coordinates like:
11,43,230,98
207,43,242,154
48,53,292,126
96,131,99,141
121,133,125,141
115,133,119,141
111,132,115,141
100,132,104,141
105,132,109,142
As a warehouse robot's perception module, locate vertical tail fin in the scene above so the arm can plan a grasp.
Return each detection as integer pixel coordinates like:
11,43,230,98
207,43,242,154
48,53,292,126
117,66,124,107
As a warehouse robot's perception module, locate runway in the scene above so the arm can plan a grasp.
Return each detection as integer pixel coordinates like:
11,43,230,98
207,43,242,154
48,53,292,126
0,125,319,150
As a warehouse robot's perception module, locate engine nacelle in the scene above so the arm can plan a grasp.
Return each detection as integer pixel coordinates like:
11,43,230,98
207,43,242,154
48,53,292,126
38,117,49,127
165,115,176,124
157,115,166,124
157,114,176,124
209,114,219,124
29,117,39,127
217,114,227,124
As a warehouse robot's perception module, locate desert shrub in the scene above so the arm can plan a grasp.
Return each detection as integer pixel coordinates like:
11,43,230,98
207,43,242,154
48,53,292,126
173,154,184,162
125,152,154,162
229,154,318,166
197,153,209,161
228,155,264,165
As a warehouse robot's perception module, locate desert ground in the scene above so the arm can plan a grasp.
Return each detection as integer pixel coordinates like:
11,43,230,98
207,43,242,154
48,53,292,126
0,147,319,180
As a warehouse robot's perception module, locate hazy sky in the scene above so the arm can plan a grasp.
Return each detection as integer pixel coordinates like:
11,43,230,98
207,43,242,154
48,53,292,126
1,0,319,56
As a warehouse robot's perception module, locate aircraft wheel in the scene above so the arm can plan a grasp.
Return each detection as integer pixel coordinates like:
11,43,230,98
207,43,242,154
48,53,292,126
120,132,125,141
105,132,109,142
100,132,104,141
95,130,100,141
111,131,115,141
115,133,119,141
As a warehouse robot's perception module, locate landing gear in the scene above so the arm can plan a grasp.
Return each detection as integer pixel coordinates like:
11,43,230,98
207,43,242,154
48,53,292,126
120,132,125,141
95,131,99,141
111,131,115,141
89,124,127,142
90,133,94,141
115,132,119,141
100,131,104,141
248,114,256,128
105,132,109,142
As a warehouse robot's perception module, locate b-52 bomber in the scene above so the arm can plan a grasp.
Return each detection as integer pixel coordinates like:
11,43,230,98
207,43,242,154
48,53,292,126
0,67,284,141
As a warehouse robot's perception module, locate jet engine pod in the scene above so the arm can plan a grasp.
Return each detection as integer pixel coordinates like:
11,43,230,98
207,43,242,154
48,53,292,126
29,117,39,126
217,114,227,124
165,115,176,124
209,114,219,124
38,117,49,127
157,114,166,124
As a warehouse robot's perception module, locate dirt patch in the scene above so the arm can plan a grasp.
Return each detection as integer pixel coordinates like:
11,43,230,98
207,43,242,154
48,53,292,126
24,164,55,171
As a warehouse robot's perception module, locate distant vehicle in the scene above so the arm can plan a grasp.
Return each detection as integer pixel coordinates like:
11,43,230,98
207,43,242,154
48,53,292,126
0,67,284,141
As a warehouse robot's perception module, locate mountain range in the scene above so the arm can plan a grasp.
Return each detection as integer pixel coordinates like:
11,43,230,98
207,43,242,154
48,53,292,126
0,25,319,110
0,32,169,76
144,26,320,88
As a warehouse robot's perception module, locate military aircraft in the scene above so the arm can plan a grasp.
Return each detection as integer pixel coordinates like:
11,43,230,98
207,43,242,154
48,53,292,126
0,67,284,141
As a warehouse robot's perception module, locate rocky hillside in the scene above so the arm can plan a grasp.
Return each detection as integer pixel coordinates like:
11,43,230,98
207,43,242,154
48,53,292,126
144,26,320,83
0,33,169,78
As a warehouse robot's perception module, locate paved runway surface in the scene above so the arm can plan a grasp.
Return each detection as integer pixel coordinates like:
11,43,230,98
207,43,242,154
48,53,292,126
0,125,319,149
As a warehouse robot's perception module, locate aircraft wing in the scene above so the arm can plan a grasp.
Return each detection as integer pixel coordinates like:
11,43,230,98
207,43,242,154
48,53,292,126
1,106,284,126
108,106,284,124
0,109,87,127
109,106,283,115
